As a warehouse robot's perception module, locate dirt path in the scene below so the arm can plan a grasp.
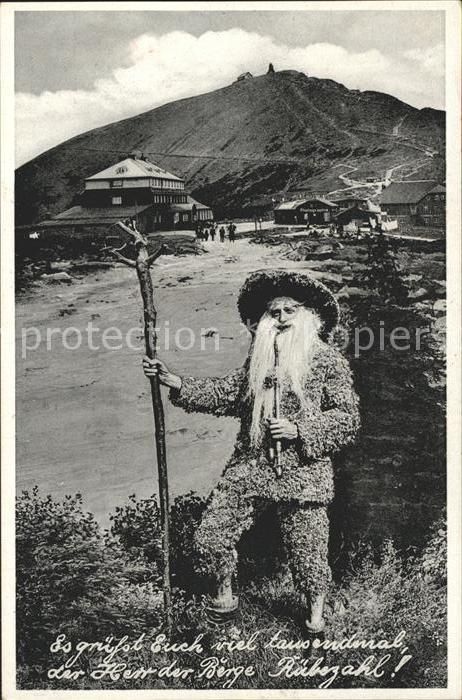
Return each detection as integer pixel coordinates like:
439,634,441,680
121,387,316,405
17,238,335,525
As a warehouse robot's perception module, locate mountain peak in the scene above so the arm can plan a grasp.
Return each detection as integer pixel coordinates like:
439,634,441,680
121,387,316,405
16,71,445,224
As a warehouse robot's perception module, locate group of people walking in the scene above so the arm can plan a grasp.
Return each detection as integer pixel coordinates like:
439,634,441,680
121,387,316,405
196,221,237,243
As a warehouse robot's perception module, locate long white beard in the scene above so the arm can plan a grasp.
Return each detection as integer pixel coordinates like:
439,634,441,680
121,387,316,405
247,307,322,448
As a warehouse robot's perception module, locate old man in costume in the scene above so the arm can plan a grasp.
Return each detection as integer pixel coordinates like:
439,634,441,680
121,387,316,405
143,269,360,634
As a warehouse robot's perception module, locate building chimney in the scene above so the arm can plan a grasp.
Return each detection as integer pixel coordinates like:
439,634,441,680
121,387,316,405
267,63,275,74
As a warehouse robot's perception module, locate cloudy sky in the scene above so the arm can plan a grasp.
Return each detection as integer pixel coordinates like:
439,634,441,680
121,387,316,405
15,9,445,166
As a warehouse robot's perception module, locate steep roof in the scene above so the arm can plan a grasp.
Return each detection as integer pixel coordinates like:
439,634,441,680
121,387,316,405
39,204,153,226
313,196,338,207
333,195,369,202
275,197,338,210
86,158,183,182
334,205,380,221
380,180,439,205
169,195,212,212
427,184,446,194
275,199,307,210
333,197,381,213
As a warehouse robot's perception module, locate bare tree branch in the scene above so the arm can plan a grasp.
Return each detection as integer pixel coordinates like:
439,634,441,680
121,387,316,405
116,220,148,247
147,245,167,266
101,242,128,254
111,250,136,267
113,242,129,254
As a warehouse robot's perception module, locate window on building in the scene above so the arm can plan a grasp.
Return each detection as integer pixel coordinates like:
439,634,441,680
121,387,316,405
116,166,127,174
111,180,123,188
112,196,122,205
164,180,182,190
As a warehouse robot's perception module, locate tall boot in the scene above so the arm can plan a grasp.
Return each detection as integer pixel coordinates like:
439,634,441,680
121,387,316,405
210,574,238,611
205,575,239,625
205,551,239,623
304,591,326,634
298,591,327,659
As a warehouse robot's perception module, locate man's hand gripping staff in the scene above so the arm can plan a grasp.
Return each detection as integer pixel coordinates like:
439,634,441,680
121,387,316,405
267,332,298,477
269,333,282,477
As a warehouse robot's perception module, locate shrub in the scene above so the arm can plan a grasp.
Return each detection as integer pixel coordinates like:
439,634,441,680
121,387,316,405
360,233,409,306
16,488,161,686
109,493,162,581
16,488,447,690
110,491,209,595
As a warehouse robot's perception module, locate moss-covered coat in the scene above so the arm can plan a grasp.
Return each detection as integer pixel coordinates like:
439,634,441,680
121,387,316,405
170,341,360,505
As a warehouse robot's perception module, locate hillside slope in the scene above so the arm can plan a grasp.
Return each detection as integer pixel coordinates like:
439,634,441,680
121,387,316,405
15,70,445,224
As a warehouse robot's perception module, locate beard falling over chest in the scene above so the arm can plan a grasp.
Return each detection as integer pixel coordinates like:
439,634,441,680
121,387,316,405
247,308,322,448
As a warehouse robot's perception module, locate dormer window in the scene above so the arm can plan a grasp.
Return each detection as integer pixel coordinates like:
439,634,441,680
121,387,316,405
116,167,127,174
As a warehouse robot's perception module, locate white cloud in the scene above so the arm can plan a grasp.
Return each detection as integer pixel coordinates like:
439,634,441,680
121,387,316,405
15,29,445,166
404,42,445,77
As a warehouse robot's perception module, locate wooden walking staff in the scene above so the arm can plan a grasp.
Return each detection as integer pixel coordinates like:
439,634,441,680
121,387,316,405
111,220,172,633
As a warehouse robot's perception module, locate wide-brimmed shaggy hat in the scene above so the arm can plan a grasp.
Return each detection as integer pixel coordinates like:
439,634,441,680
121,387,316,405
238,269,339,340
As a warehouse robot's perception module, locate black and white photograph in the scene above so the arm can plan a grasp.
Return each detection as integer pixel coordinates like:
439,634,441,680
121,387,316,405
1,2,461,697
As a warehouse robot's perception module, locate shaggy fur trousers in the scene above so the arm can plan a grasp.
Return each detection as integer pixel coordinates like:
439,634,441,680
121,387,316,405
195,483,331,598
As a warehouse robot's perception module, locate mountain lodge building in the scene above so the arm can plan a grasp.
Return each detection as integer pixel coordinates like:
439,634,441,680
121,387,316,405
274,197,339,225
37,156,213,234
379,181,445,227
